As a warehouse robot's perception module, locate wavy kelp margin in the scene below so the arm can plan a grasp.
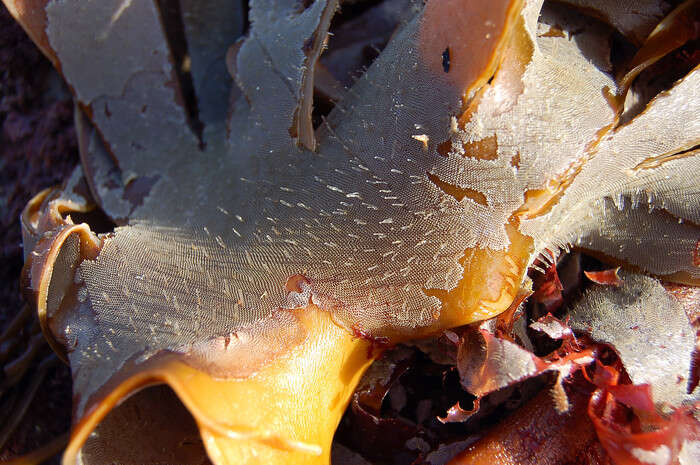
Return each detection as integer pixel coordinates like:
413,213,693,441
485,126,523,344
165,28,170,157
2,0,699,463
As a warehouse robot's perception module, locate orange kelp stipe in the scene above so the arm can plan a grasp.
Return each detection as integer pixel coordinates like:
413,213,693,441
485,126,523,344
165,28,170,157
61,306,374,465
425,220,533,332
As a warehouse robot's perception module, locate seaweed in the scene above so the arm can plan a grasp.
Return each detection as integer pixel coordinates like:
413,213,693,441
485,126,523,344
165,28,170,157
1,0,698,464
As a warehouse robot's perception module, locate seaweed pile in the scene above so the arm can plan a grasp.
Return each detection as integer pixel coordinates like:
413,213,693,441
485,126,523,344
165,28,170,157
1,0,698,464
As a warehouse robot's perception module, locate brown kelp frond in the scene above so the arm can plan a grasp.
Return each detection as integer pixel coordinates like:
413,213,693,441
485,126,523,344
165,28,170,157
553,0,674,46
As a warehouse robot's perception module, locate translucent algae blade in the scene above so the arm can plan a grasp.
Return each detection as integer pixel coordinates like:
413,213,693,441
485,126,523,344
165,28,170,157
569,269,699,407
520,67,700,284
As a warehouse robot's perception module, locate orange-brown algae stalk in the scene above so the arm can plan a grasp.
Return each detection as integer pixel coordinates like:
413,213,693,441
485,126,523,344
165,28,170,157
427,220,533,332
60,306,374,465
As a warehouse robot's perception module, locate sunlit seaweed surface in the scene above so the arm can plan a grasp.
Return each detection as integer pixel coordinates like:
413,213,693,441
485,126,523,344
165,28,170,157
2,0,699,463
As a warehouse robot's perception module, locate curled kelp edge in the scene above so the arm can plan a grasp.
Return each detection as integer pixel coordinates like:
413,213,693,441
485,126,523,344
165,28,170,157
21,172,99,363
616,0,699,108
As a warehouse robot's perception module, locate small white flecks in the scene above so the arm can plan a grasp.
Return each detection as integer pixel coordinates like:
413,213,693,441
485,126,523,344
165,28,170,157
203,226,210,236
280,199,294,208
412,134,429,150
217,206,229,215
390,168,404,174
297,202,312,211
367,265,379,271
215,236,226,249
346,192,362,199
98,0,133,40
450,116,458,133
348,234,360,239
279,186,294,192
232,227,242,238
235,215,244,223
380,218,394,224
77,287,88,302
630,445,671,465
327,185,344,193
354,219,368,225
